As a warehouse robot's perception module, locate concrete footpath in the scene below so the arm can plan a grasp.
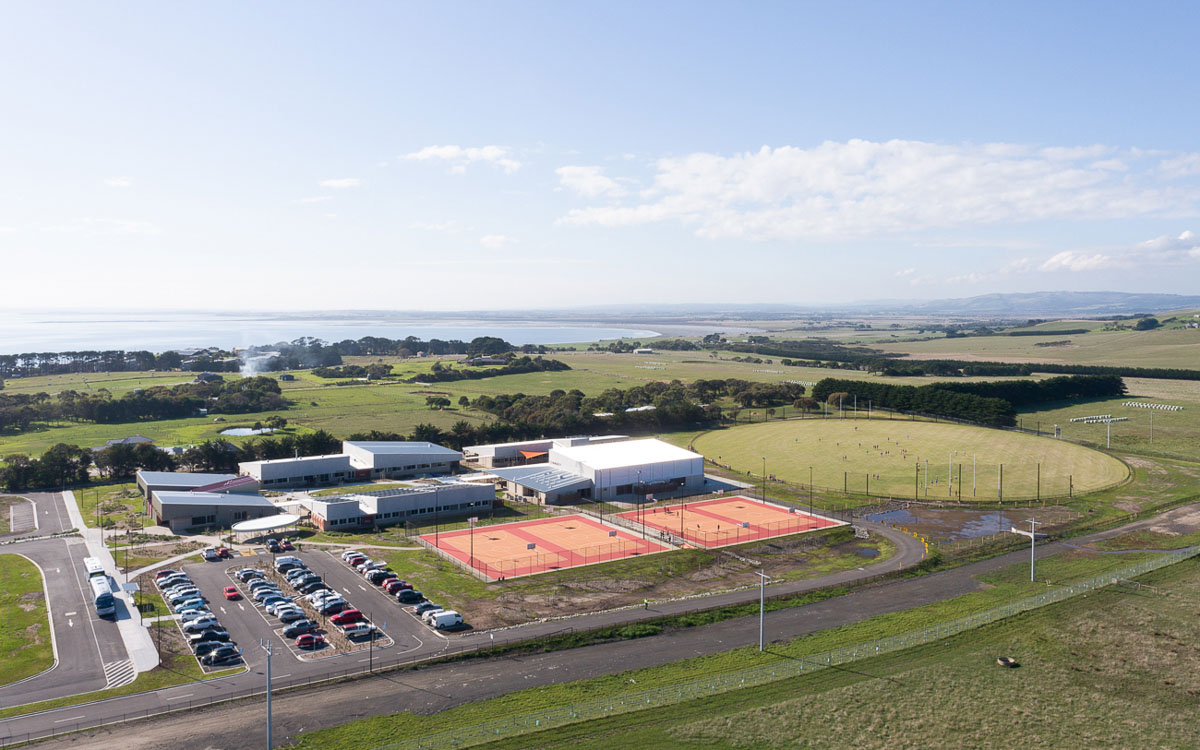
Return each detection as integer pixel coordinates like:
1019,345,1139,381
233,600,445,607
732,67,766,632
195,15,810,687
62,491,159,673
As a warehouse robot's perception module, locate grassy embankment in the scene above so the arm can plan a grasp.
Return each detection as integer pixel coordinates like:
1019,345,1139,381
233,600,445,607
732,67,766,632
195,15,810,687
0,554,54,687
286,547,1187,749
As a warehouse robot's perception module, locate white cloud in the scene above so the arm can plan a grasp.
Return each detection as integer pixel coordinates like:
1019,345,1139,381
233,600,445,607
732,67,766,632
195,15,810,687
403,145,521,174
894,268,916,277
294,196,331,204
1132,229,1200,261
104,177,132,188
480,234,517,248
555,165,626,198
559,139,1200,241
319,178,362,189
1159,154,1200,178
1039,251,1118,272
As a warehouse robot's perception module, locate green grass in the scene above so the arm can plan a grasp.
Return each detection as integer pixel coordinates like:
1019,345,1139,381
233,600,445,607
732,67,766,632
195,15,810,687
876,324,1200,369
693,417,1129,501
0,495,26,534
286,547,1166,749
75,482,148,531
0,554,53,686
1016,378,1200,462
0,349,1051,456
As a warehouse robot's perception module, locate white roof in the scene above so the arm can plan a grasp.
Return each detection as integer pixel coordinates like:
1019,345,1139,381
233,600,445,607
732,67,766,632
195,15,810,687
552,438,701,470
231,513,301,533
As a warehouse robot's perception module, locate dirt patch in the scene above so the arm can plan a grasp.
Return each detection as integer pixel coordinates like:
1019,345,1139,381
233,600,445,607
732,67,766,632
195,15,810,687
16,591,44,612
1145,507,1200,536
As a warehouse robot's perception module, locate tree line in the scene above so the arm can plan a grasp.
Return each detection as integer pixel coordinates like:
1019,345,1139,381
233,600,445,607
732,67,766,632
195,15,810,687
410,356,571,383
811,374,1127,427
0,349,240,379
0,376,287,432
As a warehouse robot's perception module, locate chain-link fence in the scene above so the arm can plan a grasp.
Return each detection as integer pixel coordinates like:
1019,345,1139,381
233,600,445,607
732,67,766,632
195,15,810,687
375,545,1200,750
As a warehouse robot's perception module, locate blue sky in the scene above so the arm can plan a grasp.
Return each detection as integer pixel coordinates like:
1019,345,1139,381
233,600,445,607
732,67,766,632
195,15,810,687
2,1,1199,310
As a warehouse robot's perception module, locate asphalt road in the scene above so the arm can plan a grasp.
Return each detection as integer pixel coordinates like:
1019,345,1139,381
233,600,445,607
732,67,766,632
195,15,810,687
0,493,127,708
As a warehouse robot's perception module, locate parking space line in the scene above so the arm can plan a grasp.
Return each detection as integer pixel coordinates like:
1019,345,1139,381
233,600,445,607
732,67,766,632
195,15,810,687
168,693,194,700
53,715,87,723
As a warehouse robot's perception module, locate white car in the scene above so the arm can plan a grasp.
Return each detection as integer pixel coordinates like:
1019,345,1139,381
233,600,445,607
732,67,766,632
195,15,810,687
340,549,362,561
178,609,212,623
265,599,297,615
421,607,446,623
201,547,220,561
307,590,340,604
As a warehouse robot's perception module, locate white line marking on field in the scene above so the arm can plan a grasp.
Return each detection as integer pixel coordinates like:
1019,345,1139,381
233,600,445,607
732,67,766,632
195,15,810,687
54,715,86,723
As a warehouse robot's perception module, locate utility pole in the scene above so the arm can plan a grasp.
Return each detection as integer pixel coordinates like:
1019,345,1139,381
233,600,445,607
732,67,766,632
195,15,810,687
1017,519,1042,582
259,639,276,750
1150,411,1153,444
1107,419,1111,449
809,466,813,516
757,569,768,652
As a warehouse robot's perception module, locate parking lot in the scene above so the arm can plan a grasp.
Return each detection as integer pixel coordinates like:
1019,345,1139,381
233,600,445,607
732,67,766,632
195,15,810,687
179,549,428,668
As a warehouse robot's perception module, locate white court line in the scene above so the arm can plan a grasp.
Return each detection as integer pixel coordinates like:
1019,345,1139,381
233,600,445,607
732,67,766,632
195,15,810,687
54,715,86,723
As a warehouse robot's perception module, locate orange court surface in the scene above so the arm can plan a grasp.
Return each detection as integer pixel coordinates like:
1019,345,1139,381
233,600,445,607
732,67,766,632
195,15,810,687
617,495,844,548
421,514,669,580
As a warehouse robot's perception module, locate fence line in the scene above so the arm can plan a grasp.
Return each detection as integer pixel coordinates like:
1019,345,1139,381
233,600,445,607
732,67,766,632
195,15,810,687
374,545,1200,750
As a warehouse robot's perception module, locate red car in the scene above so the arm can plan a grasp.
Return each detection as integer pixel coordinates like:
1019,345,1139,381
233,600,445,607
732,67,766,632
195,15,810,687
384,580,411,594
222,586,241,601
330,609,363,626
295,633,325,649
280,539,295,551
216,547,232,558
154,569,180,581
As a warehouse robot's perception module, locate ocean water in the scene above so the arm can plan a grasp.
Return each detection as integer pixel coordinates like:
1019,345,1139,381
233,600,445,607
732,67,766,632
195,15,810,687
0,311,667,355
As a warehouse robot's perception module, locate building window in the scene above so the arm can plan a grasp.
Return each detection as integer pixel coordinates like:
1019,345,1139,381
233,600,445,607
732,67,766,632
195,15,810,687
232,511,248,521
616,484,633,495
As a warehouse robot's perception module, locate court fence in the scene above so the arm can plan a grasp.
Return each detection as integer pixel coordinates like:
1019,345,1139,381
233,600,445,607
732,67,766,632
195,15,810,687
412,532,656,581
374,545,1200,750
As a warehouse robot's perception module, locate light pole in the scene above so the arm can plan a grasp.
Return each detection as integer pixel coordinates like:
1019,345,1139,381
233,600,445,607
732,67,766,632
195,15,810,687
1013,519,1042,582
259,638,275,750
757,569,768,651
761,457,766,502
808,466,813,517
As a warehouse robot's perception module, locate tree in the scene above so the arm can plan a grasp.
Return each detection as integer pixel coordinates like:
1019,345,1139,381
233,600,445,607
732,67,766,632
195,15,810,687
1134,317,1161,331
425,396,451,409
458,396,470,408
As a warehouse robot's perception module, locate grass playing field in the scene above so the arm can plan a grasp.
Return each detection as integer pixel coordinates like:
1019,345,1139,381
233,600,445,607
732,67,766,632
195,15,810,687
692,417,1130,501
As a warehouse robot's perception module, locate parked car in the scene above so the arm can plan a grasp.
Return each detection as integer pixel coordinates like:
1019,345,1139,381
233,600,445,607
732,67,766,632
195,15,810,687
249,579,280,592
295,633,324,649
183,617,220,634
284,567,312,581
421,607,446,623
397,589,424,604
193,640,229,657
291,575,322,590
412,601,440,615
165,587,200,601
216,547,232,558
265,538,281,553
158,575,190,590
430,610,463,629
278,608,308,623
365,569,393,585
252,587,284,601
294,576,326,592
280,539,295,551
384,580,412,594
317,598,347,615
356,560,383,573
330,609,364,626
307,590,339,604
168,591,202,607
266,599,298,615
259,595,290,609
200,645,241,665
235,568,264,582
222,586,241,600
173,597,207,613
154,569,180,581
340,549,362,561
282,620,318,638
345,555,367,567
188,629,230,644
178,609,212,623
340,622,376,638
201,547,220,562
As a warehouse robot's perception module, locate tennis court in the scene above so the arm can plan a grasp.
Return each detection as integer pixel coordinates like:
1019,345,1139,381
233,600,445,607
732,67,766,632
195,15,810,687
421,514,669,580
616,495,844,548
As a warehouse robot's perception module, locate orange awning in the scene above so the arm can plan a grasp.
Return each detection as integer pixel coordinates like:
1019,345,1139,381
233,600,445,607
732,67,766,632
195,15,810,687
519,451,548,460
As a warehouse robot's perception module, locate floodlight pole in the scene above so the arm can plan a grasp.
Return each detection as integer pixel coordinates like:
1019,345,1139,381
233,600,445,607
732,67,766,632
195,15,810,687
808,466,813,516
259,638,275,750
757,569,767,652
1150,411,1153,444
761,458,766,502
1025,518,1041,582
1107,419,1111,449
